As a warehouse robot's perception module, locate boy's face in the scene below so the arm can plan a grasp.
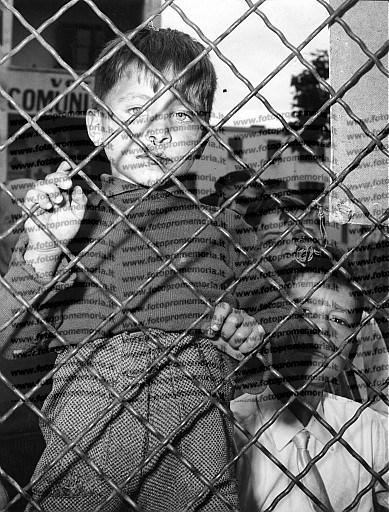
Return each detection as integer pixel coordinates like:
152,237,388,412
270,273,359,390
87,68,203,186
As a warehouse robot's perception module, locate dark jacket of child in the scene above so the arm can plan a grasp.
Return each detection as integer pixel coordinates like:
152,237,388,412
0,174,292,359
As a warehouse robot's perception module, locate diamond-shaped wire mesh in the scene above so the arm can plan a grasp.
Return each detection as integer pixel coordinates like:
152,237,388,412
0,0,388,511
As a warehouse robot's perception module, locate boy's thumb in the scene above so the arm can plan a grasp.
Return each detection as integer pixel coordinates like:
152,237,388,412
56,161,72,174
71,186,87,219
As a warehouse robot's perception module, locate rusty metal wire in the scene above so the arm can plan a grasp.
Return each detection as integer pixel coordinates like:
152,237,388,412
0,0,388,511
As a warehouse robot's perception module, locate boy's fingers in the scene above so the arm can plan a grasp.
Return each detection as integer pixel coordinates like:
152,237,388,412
70,186,88,220
210,302,233,332
238,324,265,354
200,302,233,338
35,184,64,206
227,323,252,349
220,308,244,340
45,162,73,190
226,313,258,348
45,174,73,191
56,161,72,174
25,187,53,211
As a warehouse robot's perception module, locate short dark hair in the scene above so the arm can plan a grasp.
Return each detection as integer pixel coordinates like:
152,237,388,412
93,27,217,122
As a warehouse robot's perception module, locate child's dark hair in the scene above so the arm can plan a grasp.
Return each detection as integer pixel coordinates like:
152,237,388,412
244,195,307,228
93,27,217,122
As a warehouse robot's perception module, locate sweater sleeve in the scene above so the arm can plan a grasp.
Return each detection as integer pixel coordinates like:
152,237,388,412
0,233,76,359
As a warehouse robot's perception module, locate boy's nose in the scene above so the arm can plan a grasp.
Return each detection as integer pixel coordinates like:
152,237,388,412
147,125,172,146
314,317,335,342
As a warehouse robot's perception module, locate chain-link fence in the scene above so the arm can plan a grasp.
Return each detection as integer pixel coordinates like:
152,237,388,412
0,0,388,511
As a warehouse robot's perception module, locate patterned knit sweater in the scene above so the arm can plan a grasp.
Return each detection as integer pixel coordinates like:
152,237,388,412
0,174,291,358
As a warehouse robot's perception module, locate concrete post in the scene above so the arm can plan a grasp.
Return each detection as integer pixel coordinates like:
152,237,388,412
329,0,388,225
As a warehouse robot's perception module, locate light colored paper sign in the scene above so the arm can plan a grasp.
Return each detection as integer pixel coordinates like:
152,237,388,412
329,0,389,225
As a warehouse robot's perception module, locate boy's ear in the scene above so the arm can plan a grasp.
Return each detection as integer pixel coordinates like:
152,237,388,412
86,109,105,146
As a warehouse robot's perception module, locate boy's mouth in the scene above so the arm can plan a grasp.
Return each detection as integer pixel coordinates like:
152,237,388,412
136,153,172,167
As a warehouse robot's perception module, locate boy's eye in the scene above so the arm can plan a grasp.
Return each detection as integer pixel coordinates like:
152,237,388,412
127,107,143,117
330,316,351,328
171,111,193,123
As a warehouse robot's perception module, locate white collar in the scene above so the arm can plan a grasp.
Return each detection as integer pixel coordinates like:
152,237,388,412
254,387,334,451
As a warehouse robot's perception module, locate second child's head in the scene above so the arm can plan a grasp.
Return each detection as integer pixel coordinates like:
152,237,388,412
86,27,217,186
269,254,364,393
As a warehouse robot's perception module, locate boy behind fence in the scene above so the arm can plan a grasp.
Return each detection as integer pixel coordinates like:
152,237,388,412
232,253,388,511
1,27,300,512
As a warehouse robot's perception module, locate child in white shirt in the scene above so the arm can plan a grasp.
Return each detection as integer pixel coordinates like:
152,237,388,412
231,254,388,511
